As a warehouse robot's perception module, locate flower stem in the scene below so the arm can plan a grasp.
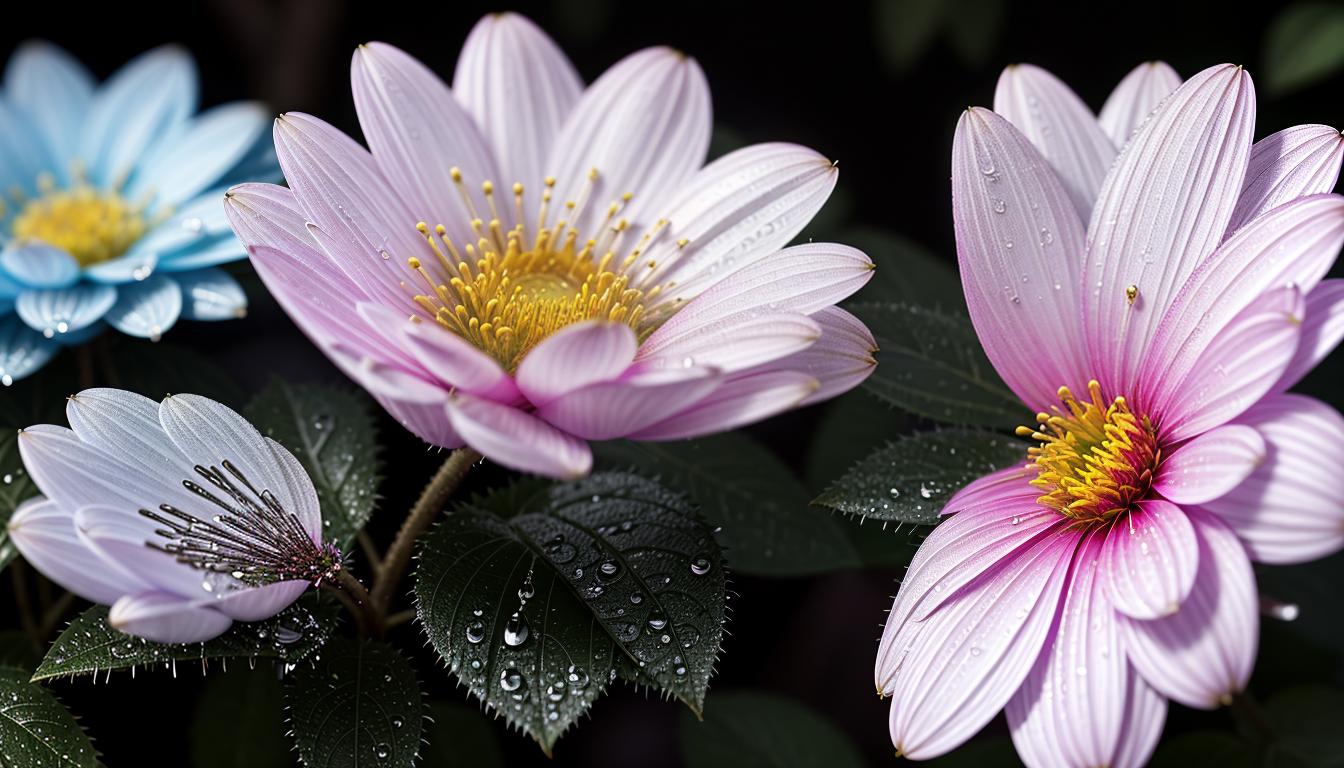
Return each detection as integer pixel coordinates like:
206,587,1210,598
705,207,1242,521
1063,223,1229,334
370,448,480,617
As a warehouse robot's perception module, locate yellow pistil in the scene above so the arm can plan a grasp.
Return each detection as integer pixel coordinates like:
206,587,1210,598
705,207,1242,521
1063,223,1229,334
1015,380,1160,524
11,180,149,266
405,167,681,371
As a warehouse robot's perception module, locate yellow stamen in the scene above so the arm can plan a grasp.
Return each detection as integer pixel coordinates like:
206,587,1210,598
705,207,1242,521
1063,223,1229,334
11,182,150,266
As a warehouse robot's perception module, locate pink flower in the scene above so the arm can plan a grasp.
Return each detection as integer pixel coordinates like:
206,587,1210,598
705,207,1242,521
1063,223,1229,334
876,62,1344,766
224,13,875,478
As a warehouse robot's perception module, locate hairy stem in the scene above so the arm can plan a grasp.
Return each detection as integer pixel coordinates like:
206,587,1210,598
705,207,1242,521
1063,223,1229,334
370,448,480,616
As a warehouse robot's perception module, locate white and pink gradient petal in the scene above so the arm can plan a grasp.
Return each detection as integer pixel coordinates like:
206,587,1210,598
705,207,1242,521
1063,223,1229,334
515,321,638,406
18,424,156,515
399,318,521,404
738,306,877,407
1153,424,1266,506
352,42,503,244
994,63,1117,220
1201,394,1344,564
1102,499,1199,620
536,366,721,441
322,339,448,406
1120,508,1257,709
951,107,1090,411
108,591,233,644
1273,279,1344,393
625,369,817,442
1097,61,1181,147
635,312,820,375
1109,669,1169,768
546,47,711,237
1007,529,1129,768
376,393,466,449
453,13,582,188
7,497,147,605
210,580,311,623
74,505,214,599
445,391,592,478
1230,124,1344,232
887,529,1080,760
1084,64,1255,398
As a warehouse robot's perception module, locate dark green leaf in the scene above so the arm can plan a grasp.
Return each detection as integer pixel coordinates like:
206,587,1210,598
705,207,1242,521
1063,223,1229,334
0,631,40,673
421,702,504,768
108,339,245,406
815,428,1025,524
1266,686,1344,767
844,228,964,310
679,690,864,768
594,435,860,576
245,380,382,548
872,0,946,73
853,301,1023,428
0,429,37,573
33,597,337,682
414,472,726,753
190,666,289,768
0,667,98,767
285,638,423,768
1263,3,1344,95
1149,730,1253,768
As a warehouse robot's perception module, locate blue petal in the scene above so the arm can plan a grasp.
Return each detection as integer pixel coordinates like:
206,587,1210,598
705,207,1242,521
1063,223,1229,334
157,235,247,273
0,313,58,384
0,243,79,288
51,320,105,347
117,188,231,267
226,139,282,185
14,283,117,337
127,102,269,210
82,253,157,285
0,100,55,195
174,268,247,321
103,274,181,340
0,269,23,300
79,45,197,188
4,41,94,170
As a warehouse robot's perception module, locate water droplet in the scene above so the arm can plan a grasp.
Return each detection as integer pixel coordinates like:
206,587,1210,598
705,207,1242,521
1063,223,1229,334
567,665,589,688
375,743,390,759
499,668,524,692
690,557,711,576
647,615,667,631
466,620,485,644
992,198,1007,214
504,612,529,646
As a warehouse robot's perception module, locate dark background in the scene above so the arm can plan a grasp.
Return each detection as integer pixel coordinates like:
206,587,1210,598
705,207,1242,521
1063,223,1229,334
2,1,1342,765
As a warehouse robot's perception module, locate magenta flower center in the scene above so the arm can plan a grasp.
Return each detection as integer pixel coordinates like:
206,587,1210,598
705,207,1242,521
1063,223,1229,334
1017,379,1160,523
403,166,682,371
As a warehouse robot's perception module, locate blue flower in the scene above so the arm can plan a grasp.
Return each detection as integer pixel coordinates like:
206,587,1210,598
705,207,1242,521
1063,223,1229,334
0,42,277,384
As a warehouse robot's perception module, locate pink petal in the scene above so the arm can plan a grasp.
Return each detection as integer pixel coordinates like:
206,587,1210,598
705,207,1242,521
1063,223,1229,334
209,580,309,622
1202,394,1344,564
625,369,817,441
515,320,638,406
887,528,1080,760
546,47,711,237
444,392,592,478
452,13,582,187
1154,424,1267,505
1097,61,1181,147
1103,499,1199,619
1157,285,1304,442
994,63,1117,220
640,143,838,303
1142,194,1344,413
375,393,466,450
1084,64,1255,398
636,311,820,375
109,591,232,644
1109,671,1168,768
7,497,146,605
272,112,431,312
324,338,448,406
876,470,1055,695
1273,279,1344,393
352,42,503,245
1007,528,1128,768
951,107,1090,411
537,366,722,441
354,300,515,402
1230,124,1344,232
741,306,877,407
1120,507,1257,709
942,465,1037,515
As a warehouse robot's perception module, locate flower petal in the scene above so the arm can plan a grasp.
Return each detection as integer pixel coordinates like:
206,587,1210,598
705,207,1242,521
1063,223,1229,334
0,315,58,385
65,388,200,509
174,268,247,321
444,392,592,479
994,63,1117,220
514,320,637,406
1120,507,1257,709
398,316,519,402
74,504,209,598
1153,424,1266,505
537,365,722,441
120,189,234,269
1230,124,1344,232
81,45,198,187
0,243,79,289
0,101,55,194
1103,499,1199,619
1084,64,1255,397
127,102,271,209
7,497,144,604
209,580,309,622
108,591,232,643
743,306,877,407
18,425,156,514
1109,672,1168,768
1097,61,1181,147
4,41,94,163
547,47,711,237
15,283,117,337
1202,394,1344,564
951,107,1089,410
375,393,465,450
627,369,818,441
103,274,182,340
453,13,583,187
1274,279,1344,393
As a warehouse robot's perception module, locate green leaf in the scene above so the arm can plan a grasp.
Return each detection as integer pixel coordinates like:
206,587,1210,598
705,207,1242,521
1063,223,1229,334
107,339,245,406
0,631,40,673
190,666,290,768
33,597,337,682
1266,686,1344,767
814,428,1026,524
853,301,1023,428
0,667,99,767
594,435,860,576
1263,3,1344,95
0,429,37,573
414,471,727,754
245,380,382,548
285,638,423,768
679,690,864,768
421,702,504,768
872,0,946,73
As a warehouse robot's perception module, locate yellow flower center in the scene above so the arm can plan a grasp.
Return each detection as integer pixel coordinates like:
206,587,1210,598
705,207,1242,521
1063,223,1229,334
1016,380,1160,524
406,167,684,371
11,180,148,266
